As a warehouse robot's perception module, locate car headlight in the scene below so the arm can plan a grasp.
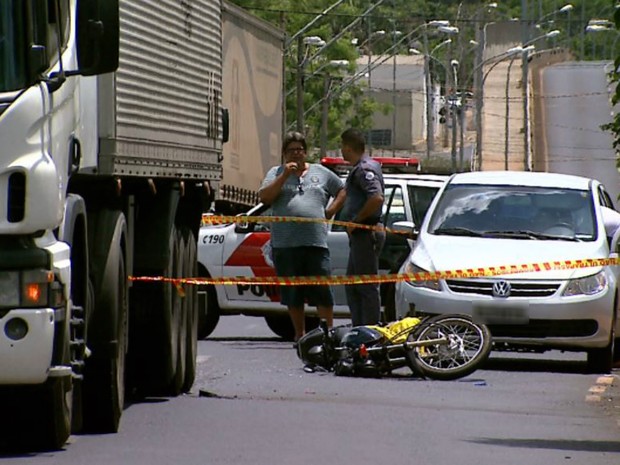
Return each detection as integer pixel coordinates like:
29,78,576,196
403,262,441,291
562,271,607,297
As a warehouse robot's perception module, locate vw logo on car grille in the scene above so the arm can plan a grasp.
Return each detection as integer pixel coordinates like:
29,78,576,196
492,280,512,298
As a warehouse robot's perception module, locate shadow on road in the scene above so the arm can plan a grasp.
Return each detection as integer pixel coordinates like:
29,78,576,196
467,437,620,453
482,355,588,374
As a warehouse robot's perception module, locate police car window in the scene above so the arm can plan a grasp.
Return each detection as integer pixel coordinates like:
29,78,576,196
383,186,406,228
407,185,440,225
332,208,347,232
254,206,272,232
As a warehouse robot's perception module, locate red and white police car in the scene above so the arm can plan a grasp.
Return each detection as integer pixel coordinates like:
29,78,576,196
197,158,447,340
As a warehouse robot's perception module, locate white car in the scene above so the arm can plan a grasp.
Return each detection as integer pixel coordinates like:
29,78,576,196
395,171,620,373
197,174,447,340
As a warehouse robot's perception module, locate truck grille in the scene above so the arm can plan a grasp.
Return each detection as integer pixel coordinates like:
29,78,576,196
446,279,560,297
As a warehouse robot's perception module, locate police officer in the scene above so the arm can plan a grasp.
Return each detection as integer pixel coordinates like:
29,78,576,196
339,128,386,326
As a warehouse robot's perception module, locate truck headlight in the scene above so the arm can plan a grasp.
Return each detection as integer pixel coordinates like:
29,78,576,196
563,271,607,297
404,262,441,291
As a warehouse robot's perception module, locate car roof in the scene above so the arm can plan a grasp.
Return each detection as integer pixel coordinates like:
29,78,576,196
448,170,593,190
383,173,449,183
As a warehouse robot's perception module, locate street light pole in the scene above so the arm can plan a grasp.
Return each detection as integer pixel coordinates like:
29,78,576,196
450,59,459,173
423,33,433,160
391,22,400,157
504,54,518,170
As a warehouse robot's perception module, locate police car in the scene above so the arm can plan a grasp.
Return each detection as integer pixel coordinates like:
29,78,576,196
197,158,447,340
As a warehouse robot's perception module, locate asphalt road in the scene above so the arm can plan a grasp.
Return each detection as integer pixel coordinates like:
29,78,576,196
3,315,619,465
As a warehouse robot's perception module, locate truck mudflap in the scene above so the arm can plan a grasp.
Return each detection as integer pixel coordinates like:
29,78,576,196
0,308,56,384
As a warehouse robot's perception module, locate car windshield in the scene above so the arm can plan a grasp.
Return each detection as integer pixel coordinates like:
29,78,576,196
0,1,28,92
428,184,597,241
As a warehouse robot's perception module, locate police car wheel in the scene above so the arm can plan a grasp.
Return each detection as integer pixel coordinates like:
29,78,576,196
264,315,320,341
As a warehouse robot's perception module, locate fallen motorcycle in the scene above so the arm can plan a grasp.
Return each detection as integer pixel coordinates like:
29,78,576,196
297,314,492,380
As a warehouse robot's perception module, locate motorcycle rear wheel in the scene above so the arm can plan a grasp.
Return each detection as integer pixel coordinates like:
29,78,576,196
405,314,492,380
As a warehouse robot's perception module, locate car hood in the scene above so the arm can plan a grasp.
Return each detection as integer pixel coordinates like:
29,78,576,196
410,235,610,280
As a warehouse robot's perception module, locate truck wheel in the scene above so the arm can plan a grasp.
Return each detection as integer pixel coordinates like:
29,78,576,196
197,283,220,339
40,377,73,450
181,227,198,392
83,212,128,433
129,225,185,396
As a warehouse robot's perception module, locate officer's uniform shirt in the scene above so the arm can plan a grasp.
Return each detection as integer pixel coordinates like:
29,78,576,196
341,156,384,224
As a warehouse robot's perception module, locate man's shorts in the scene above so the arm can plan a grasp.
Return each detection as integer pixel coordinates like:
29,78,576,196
272,246,334,307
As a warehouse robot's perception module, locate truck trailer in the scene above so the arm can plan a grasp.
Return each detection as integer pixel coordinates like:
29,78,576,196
215,1,284,214
0,0,227,449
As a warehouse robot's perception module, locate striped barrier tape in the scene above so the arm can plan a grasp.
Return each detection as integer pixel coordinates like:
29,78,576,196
130,257,620,287
202,214,410,236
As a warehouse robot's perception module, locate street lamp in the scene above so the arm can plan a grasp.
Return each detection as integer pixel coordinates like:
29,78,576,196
320,60,350,157
409,38,452,159
295,35,325,132
521,30,559,171
585,23,617,59
450,59,460,172
470,46,525,170
536,3,573,29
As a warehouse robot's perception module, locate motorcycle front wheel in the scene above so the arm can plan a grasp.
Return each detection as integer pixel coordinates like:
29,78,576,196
405,314,492,381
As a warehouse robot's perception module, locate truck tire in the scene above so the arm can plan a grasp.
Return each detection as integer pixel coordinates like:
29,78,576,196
129,225,184,396
181,227,198,392
39,377,73,450
170,228,188,396
83,211,128,433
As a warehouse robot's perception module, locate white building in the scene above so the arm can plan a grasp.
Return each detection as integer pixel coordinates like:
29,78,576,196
356,54,429,152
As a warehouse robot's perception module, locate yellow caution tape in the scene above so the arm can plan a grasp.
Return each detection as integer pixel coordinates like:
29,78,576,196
202,214,410,236
130,257,620,287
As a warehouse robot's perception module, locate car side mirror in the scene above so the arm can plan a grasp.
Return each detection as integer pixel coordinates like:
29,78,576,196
391,220,419,241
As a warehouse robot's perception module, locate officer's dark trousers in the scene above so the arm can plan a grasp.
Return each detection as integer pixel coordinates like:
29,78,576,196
346,227,386,326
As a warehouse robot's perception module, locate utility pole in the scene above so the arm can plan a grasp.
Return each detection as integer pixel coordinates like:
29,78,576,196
295,36,304,133
423,32,434,159
474,12,484,171
320,74,331,156
450,60,458,173
391,21,398,157
522,49,531,171
367,16,373,155
504,56,518,170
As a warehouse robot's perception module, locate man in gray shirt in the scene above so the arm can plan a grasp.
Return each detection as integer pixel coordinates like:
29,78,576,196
259,131,346,342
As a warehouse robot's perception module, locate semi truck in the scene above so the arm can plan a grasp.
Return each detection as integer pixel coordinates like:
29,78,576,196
0,0,228,449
